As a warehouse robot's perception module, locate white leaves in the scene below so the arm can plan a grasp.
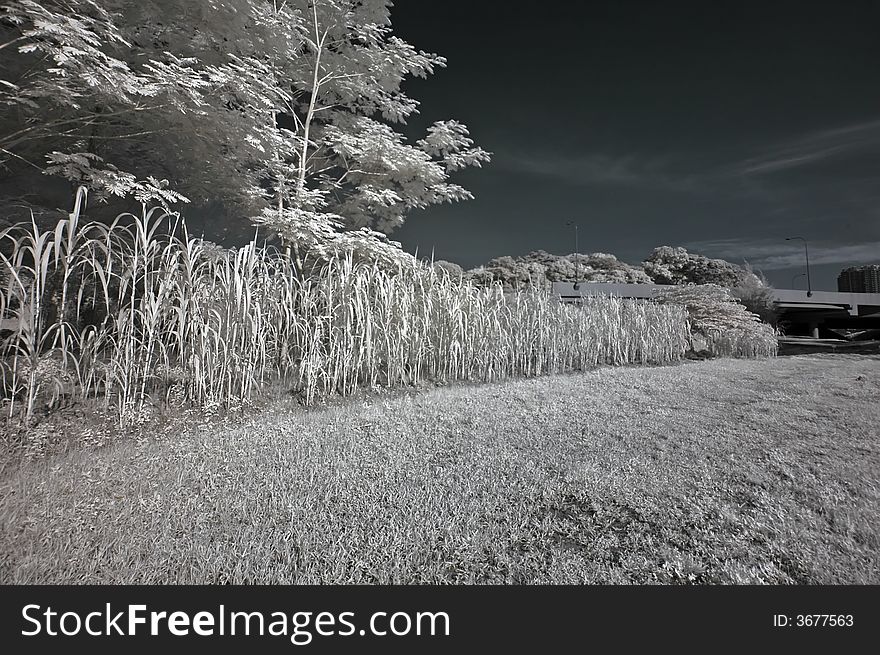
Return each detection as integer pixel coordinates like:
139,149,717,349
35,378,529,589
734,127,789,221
419,120,470,154
418,121,492,172
329,227,411,268
43,152,189,209
442,147,493,173
317,113,489,234
44,151,135,198
3,0,158,115
643,246,763,287
142,54,215,107
244,134,265,152
653,283,778,358
134,176,191,207
45,151,100,166
3,0,490,268
253,205,342,255
359,186,402,208
429,183,473,204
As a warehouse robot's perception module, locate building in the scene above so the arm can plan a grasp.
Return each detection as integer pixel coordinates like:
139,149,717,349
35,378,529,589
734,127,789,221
838,265,880,293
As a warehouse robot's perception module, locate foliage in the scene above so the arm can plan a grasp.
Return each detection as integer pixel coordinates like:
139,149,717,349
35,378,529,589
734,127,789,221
548,252,652,284
432,259,463,279
642,246,763,288
466,250,651,290
452,248,781,332
0,0,490,261
653,284,778,358
729,265,778,327
462,247,774,294
0,192,690,426
475,255,549,290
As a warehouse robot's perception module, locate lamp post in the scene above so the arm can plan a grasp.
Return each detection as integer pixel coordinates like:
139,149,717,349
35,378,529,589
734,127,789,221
790,272,806,289
566,221,580,290
785,236,812,297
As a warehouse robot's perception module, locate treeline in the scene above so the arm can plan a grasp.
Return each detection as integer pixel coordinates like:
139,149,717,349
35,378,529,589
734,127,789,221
435,246,778,324
436,246,764,288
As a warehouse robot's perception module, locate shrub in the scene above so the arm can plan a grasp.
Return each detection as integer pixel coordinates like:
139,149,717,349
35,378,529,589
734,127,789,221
729,264,778,327
432,260,464,279
654,284,778,358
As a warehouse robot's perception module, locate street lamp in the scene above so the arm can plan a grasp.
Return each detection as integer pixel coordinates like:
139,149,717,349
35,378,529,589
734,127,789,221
566,221,580,290
785,236,812,297
790,272,806,289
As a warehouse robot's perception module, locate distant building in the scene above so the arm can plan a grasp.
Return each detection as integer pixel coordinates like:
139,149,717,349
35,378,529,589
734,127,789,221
838,265,880,293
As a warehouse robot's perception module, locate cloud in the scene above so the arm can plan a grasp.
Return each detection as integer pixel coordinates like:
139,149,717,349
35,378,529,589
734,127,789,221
498,118,880,196
497,151,703,192
734,119,880,176
684,238,880,270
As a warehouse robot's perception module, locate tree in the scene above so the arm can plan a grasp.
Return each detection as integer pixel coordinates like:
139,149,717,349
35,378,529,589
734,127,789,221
642,246,762,287
729,263,778,326
561,252,652,283
654,284,777,358
432,259,463,279
0,0,490,264
465,250,651,289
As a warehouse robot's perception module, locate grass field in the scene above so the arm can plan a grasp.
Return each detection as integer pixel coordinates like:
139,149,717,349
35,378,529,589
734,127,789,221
1,354,878,584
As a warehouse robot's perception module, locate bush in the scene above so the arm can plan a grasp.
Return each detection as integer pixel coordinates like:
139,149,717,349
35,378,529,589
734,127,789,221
432,260,464,279
730,281,778,327
654,284,778,358
728,263,778,326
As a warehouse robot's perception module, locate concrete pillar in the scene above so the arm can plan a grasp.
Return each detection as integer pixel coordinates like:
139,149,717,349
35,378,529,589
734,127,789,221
809,323,819,339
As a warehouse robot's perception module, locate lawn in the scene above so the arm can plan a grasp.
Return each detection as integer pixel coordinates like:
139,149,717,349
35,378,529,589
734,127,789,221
1,354,878,584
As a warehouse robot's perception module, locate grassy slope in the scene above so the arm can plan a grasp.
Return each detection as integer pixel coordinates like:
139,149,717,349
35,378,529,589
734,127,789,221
1,354,878,584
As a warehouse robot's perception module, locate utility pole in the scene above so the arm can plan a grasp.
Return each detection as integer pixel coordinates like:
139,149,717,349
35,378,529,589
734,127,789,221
785,237,812,297
566,221,580,290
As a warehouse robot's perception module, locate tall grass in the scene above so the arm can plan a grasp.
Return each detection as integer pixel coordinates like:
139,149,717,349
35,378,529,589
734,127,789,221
0,190,692,426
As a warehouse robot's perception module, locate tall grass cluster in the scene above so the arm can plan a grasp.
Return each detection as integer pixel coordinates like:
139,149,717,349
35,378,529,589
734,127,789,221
0,191,695,426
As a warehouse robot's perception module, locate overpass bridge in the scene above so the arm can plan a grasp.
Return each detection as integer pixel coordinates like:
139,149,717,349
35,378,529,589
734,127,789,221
551,282,880,337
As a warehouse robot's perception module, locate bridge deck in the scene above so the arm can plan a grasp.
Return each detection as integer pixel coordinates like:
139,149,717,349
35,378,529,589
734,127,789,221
552,282,880,318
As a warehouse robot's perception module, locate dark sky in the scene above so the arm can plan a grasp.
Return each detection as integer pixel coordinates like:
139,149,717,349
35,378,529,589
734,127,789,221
388,0,880,290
